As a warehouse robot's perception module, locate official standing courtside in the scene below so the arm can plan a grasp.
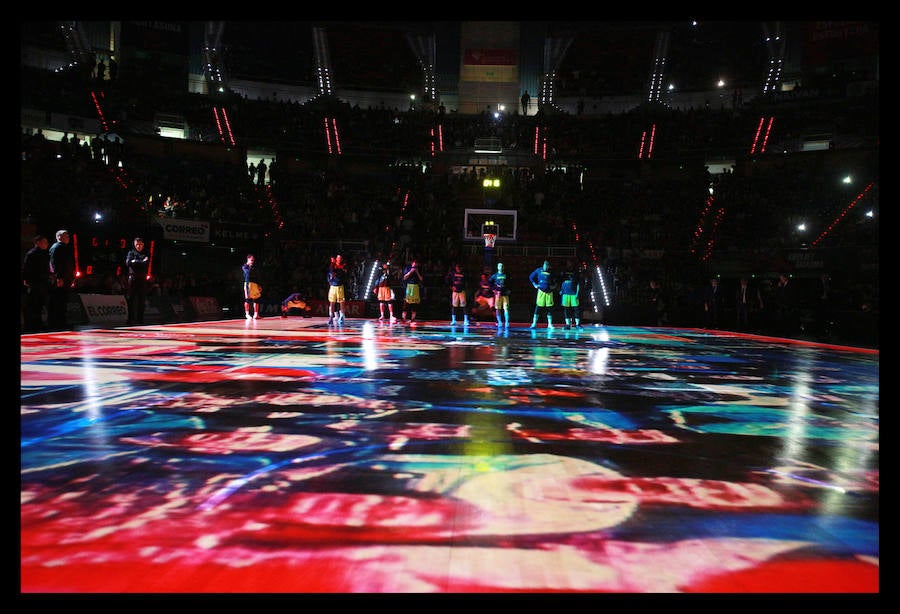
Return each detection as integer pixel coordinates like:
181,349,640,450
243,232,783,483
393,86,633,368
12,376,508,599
48,229,76,330
125,237,150,325
703,276,724,329
22,234,50,333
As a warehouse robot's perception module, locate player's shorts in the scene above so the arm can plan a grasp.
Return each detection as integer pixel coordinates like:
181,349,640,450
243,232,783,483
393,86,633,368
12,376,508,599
495,294,509,310
451,290,467,307
376,286,393,302
536,289,554,308
245,282,262,300
405,284,421,304
561,294,579,308
328,285,345,303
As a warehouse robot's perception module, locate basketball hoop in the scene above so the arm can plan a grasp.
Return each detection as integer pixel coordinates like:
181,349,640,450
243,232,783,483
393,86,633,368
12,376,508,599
483,233,497,249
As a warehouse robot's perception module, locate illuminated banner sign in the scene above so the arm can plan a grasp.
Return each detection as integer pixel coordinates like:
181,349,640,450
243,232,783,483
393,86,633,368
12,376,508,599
460,67,518,83
461,48,518,83
155,218,211,242
464,49,516,65
803,21,878,65
79,293,129,325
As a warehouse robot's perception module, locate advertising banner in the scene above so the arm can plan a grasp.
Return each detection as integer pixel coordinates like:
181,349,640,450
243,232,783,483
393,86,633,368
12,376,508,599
307,300,366,318
79,293,129,325
463,48,516,65
154,218,211,242
461,48,518,83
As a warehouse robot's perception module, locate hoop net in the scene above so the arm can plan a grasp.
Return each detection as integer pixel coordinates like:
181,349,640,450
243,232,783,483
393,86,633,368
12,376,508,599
483,233,497,248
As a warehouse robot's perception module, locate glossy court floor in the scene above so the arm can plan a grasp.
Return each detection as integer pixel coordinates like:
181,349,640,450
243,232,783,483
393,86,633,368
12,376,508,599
20,316,879,594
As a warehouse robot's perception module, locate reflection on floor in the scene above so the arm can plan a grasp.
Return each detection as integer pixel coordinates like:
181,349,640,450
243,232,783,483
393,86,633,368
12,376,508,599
20,317,879,593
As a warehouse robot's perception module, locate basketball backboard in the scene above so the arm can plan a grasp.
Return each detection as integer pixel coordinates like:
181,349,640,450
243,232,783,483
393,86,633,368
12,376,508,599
464,208,517,242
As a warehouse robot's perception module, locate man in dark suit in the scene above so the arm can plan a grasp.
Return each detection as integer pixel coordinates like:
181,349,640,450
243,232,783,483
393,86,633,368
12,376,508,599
22,234,50,333
775,273,799,336
703,276,723,329
125,237,150,325
734,277,759,331
48,229,77,330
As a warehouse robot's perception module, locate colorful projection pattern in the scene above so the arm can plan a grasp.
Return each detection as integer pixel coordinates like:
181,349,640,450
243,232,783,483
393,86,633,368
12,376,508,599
21,319,879,593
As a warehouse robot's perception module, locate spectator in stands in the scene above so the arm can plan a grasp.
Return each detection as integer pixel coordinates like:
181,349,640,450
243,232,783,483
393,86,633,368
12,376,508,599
160,195,178,217
26,128,48,162
256,158,267,185
91,133,103,163
59,132,70,159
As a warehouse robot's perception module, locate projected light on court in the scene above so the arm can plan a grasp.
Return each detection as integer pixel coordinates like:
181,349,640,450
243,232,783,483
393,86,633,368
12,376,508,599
361,321,378,370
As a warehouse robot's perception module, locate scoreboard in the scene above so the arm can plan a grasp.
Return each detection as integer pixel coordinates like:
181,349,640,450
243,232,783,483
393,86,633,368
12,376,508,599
75,227,160,280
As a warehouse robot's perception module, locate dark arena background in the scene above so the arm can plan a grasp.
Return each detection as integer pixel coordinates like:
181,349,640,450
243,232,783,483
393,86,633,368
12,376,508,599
21,20,878,595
